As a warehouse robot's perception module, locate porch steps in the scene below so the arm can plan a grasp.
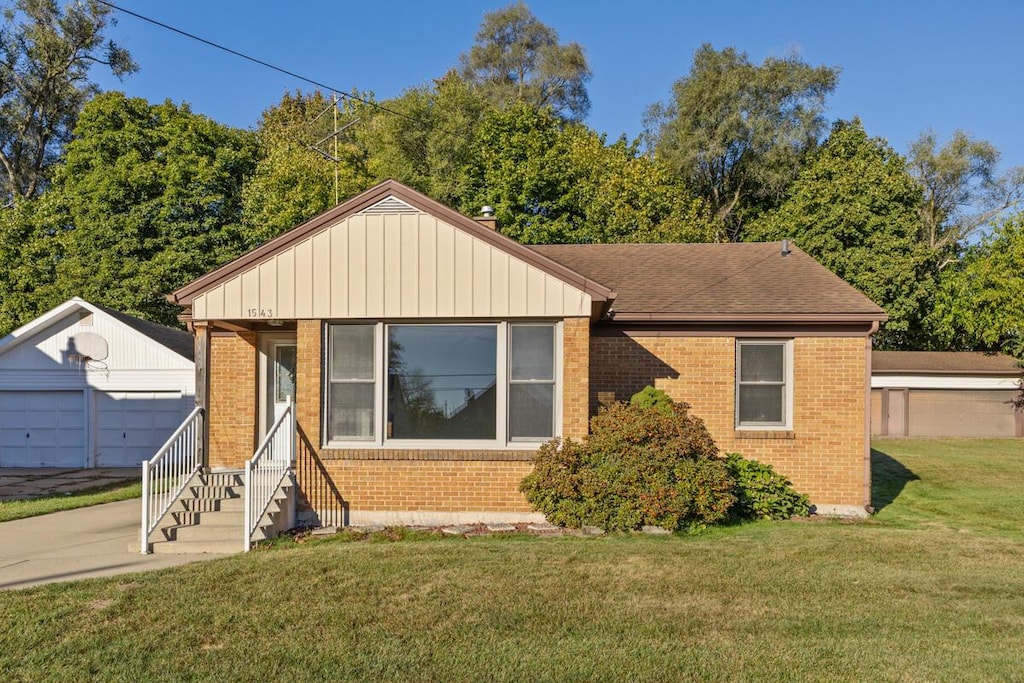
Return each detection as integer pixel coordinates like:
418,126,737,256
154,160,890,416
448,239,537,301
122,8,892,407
148,470,290,555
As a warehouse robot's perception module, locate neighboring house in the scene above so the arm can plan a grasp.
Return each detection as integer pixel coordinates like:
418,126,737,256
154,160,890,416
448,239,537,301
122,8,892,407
168,179,886,525
871,351,1023,438
0,298,196,468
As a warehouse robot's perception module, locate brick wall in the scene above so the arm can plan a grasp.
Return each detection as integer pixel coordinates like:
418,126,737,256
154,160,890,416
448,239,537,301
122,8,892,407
562,317,590,439
208,331,257,469
590,333,868,509
209,321,869,519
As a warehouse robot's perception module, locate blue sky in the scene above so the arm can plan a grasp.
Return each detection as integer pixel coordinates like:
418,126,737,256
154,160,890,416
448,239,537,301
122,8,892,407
94,1,1024,172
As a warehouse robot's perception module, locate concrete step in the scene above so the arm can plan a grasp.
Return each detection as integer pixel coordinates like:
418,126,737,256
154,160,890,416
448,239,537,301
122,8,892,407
165,523,244,543
170,509,245,527
178,496,244,513
150,539,242,555
203,471,243,486
147,468,292,553
188,485,241,500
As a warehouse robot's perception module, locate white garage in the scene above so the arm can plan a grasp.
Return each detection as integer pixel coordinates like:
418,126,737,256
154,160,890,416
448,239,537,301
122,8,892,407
0,298,195,468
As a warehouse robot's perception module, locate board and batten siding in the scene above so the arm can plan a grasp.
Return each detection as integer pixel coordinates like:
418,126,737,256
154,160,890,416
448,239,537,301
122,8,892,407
192,211,592,321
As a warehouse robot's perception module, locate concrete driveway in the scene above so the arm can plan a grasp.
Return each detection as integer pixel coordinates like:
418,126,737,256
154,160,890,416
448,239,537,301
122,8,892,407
0,499,226,590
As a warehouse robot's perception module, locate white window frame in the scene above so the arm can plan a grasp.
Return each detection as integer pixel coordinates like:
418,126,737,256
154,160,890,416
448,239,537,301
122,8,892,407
324,323,380,442
508,322,561,443
735,339,794,430
323,321,561,450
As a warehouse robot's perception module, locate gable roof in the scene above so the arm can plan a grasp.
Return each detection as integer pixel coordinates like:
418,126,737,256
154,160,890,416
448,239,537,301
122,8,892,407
873,351,1021,376
529,242,886,322
171,179,615,308
0,298,194,361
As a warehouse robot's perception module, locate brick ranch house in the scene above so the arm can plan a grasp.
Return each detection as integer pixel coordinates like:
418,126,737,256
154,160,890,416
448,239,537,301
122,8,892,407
169,179,887,526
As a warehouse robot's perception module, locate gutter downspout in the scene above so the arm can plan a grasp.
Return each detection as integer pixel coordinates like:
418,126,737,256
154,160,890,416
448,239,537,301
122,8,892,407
864,321,879,513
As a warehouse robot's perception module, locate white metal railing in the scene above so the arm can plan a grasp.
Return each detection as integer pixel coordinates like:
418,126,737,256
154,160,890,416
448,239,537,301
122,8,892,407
244,396,295,551
140,406,203,554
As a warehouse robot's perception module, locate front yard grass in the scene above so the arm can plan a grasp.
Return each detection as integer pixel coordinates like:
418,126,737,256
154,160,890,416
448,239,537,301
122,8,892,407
0,439,1022,681
0,482,141,523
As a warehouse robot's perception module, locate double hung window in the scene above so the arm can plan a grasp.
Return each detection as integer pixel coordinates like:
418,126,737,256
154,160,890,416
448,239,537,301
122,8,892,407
325,322,558,446
735,340,792,429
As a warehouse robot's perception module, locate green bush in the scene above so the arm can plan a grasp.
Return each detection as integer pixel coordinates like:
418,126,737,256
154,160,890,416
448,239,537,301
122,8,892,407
725,453,811,520
520,401,736,531
629,386,675,414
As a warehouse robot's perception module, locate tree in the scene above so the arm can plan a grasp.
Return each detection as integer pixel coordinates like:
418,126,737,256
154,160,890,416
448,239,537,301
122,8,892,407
0,192,64,333
0,0,136,203
928,214,1024,358
462,102,715,244
908,129,1024,265
357,71,490,208
48,92,258,326
242,90,372,244
746,119,935,348
459,1,591,120
644,44,838,241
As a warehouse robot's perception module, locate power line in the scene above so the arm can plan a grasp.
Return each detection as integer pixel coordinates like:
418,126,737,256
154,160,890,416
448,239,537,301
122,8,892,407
96,0,448,136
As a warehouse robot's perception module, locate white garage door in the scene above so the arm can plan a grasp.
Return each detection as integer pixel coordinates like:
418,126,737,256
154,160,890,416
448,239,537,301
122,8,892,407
0,390,85,467
96,392,190,468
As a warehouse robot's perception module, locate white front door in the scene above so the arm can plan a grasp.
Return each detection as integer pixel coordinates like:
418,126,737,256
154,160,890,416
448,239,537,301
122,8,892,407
261,335,297,437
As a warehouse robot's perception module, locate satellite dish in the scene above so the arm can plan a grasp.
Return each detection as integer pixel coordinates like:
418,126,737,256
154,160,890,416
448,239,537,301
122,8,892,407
71,331,109,360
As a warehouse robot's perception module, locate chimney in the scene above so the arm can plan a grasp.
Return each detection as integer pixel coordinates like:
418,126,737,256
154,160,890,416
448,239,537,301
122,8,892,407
781,239,791,257
475,205,498,231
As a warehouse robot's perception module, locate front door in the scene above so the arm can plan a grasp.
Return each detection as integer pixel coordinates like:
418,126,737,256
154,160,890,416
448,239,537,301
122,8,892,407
262,334,297,437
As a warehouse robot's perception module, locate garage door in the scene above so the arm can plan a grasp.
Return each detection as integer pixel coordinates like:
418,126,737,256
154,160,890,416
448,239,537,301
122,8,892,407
0,391,85,467
96,392,190,467
908,389,1019,437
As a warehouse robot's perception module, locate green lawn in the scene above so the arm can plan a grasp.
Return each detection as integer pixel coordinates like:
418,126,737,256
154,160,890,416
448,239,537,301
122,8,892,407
0,482,141,523
1,439,1023,682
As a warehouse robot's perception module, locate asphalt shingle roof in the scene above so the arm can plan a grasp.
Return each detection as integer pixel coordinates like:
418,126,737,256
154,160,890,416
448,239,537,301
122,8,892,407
872,351,1021,375
529,242,886,320
91,302,195,361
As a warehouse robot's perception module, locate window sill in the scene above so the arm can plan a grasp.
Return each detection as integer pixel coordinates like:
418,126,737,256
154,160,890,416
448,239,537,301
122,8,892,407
733,430,796,440
322,440,546,451
319,447,539,462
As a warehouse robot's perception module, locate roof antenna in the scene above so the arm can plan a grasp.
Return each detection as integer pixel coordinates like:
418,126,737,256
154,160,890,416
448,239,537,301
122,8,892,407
781,239,791,257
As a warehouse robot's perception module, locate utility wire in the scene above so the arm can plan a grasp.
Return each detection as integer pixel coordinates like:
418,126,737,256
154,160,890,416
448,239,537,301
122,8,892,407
96,0,452,137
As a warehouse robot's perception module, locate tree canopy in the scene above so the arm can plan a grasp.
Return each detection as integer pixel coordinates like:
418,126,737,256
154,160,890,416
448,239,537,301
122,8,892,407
908,129,1024,265
461,102,715,244
928,214,1024,358
644,44,838,241
0,2,1017,357
46,92,257,326
0,0,136,203
746,119,935,348
242,90,371,245
459,1,591,120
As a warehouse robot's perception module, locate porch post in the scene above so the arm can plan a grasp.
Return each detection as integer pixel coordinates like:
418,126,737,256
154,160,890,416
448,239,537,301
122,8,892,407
194,322,211,470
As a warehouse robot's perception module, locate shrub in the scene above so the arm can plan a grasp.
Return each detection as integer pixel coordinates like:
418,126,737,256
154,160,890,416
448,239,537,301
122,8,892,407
629,386,674,414
520,401,736,531
725,453,811,520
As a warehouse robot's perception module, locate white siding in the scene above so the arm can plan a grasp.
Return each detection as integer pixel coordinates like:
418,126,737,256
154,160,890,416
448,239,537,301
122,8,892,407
191,209,593,321
0,309,191,373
